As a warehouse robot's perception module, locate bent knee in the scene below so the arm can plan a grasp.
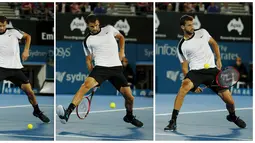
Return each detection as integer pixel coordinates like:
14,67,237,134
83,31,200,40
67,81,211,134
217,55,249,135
181,79,193,92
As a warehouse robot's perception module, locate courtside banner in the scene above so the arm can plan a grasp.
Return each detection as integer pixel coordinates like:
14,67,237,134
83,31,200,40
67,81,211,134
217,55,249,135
56,13,153,44
7,19,53,45
156,12,252,42
36,20,54,45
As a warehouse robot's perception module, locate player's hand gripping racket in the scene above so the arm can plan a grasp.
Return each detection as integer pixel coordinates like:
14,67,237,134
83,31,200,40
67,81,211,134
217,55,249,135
76,87,98,119
202,66,240,90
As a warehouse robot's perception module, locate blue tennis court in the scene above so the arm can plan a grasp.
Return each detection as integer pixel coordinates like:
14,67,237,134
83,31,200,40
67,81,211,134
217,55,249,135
56,95,153,141
0,95,54,141
156,94,253,141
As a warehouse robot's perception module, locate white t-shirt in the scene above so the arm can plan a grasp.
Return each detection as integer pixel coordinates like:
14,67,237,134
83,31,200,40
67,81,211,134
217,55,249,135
177,28,216,70
0,28,24,69
83,25,122,67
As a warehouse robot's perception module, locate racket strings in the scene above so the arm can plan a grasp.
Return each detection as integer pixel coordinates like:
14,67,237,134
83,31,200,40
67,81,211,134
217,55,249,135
218,67,239,87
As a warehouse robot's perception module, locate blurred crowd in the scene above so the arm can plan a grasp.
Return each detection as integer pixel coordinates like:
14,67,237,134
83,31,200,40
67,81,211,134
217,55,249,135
156,2,252,15
8,3,54,21
56,2,153,16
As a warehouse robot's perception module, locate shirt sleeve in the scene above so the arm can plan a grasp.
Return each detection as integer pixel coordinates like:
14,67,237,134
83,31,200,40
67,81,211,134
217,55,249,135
13,29,24,40
108,25,120,36
82,39,92,56
202,28,211,42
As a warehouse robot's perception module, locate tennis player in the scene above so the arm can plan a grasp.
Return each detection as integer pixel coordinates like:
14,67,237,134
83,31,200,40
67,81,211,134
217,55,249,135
57,14,143,127
164,15,246,131
0,16,50,123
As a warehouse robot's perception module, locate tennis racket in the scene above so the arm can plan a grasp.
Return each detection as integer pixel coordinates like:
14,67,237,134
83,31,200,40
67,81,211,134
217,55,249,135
202,66,240,89
76,87,98,119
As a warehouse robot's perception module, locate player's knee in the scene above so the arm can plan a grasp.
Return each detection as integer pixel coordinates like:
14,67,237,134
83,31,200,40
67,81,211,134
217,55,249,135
26,90,34,97
126,95,134,103
181,80,192,92
81,82,93,90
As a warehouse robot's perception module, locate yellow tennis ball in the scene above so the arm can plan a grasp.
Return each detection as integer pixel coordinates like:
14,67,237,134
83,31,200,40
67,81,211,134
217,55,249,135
110,102,116,109
204,63,210,69
27,124,33,130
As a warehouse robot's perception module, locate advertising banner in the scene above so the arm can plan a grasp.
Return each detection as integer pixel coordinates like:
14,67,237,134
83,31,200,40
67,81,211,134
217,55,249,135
156,12,252,42
7,19,53,45
57,13,153,44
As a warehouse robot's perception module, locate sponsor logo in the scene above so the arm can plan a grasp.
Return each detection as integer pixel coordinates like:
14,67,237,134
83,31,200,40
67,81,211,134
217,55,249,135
144,49,153,57
70,17,87,34
156,43,178,57
193,15,201,30
155,13,160,32
114,19,130,36
42,32,53,40
227,17,244,35
56,71,89,83
166,70,184,82
56,46,71,58
166,71,179,82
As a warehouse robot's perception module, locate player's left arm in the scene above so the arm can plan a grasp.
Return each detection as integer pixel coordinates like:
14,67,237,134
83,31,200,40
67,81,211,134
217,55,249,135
21,32,31,62
115,33,125,61
209,37,222,69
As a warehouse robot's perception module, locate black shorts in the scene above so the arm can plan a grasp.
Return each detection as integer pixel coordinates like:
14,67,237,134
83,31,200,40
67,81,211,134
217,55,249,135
89,66,129,91
0,67,29,87
185,68,228,94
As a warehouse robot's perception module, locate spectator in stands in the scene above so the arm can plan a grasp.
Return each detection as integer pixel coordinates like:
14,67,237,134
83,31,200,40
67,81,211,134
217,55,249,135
45,3,54,20
183,3,195,13
58,3,68,13
70,3,81,14
122,58,135,88
137,3,149,13
166,3,173,12
81,3,91,13
107,3,118,15
21,3,33,17
233,57,248,87
198,3,205,13
93,3,106,14
244,3,250,14
130,4,136,15
207,2,220,13
221,3,232,14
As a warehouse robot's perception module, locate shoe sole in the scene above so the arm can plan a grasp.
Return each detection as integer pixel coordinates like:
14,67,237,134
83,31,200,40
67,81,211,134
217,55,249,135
57,105,67,124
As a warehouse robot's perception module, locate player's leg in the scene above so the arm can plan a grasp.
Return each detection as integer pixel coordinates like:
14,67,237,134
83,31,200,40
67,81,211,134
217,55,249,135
9,69,50,123
119,86,143,127
21,83,50,123
108,68,143,127
58,77,98,123
218,90,246,128
164,78,194,131
210,67,246,128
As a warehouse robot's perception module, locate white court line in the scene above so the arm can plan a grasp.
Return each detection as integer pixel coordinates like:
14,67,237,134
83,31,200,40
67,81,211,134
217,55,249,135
156,107,253,116
0,133,53,139
69,107,153,115
57,134,145,141
156,133,252,141
0,104,54,109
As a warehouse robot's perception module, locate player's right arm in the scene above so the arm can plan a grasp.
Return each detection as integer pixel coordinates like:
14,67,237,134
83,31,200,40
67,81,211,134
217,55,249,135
83,35,93,72
181,61,188,77
86,55,93,72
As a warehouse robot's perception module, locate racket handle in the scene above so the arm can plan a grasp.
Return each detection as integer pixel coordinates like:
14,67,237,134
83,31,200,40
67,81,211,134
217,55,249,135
92,87,98,92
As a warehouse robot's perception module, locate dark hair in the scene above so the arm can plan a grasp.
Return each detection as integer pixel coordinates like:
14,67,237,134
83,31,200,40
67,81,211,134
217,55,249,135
180,15,193,26
85,14,98,24
0,16,7,23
